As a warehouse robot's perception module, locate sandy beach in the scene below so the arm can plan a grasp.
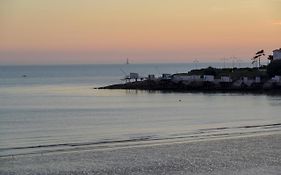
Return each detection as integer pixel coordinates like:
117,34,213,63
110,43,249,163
1,133,281,175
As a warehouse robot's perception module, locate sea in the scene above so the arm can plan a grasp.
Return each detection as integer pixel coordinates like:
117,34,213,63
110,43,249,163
0,63,281,157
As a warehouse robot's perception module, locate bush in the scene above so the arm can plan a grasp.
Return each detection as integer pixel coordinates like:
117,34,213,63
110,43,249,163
203,67,217,76
267,60,281,77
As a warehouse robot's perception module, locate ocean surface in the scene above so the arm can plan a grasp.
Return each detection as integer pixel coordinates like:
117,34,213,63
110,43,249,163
0,63,281,157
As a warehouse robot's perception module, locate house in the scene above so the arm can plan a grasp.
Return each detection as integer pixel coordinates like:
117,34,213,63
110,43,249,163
272,76,281,83
162,74,172,80
255,77,261,83
241,77,248,82
273,48,281,60
172,74,191,83
220,76,232,83
241,77,254,87
147,74,156,80
172,74,203,83
130,73,139,81
191,75,201,81
203,75,215,82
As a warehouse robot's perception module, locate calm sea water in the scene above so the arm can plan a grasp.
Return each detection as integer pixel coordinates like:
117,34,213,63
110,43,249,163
0,63,281,157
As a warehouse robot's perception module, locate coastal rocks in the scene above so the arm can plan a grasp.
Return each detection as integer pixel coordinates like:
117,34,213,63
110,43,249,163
100,66,281,93
99,78,281,93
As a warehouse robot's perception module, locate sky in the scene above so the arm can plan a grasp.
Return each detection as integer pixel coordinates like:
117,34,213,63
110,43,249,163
0,0,281,64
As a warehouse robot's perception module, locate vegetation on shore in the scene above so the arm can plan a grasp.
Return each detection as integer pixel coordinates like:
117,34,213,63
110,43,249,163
267,60,281,77
181,66,267,81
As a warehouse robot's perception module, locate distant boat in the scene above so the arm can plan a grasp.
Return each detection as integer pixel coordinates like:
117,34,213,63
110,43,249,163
126,58,129,65
22,75,27,77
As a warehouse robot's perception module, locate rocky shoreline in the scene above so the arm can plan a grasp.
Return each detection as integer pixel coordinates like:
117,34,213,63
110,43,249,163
99,64,281,93
99,79,281,94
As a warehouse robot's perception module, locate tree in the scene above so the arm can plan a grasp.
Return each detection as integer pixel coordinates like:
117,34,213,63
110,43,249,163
267,55,273,62
203,67,217,76
267,60,281,77
252,50,265,68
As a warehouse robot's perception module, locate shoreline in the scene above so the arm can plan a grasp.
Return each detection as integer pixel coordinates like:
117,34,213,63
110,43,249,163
1,125,281,158
1,132,281,175
99,80,281,94
99,65,281,93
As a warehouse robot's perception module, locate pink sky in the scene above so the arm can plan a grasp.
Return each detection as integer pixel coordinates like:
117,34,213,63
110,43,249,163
0,0,280,64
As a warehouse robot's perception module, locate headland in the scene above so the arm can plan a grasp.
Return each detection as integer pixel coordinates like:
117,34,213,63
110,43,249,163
99,62,281,93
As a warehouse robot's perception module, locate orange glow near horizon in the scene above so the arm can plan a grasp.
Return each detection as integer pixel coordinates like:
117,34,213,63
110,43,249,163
0,0,280,64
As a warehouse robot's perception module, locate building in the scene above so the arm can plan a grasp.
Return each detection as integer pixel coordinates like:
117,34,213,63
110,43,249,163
241,77,248,82
147,74,156,80
172,74,192,82
172,74,202,83
203,75,215,82
162,74,172,80
273,48,281,60
241,77,254,87
272,76,281,83
190,75,201,81
255,77,261,83
220,76,232,83
130,73,139,81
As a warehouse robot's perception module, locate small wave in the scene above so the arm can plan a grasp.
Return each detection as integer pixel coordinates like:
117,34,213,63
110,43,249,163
198,123,281,132
239,123,281,129
1,123,281,158
0,136,157,154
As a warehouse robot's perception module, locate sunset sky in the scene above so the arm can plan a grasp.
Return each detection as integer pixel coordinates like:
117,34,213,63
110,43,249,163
0,0,281,64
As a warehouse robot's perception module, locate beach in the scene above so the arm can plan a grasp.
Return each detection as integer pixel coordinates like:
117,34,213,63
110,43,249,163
1,133,281,175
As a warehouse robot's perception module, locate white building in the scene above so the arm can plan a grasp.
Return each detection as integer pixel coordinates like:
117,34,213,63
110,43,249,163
255,77,261,83
147,74,155,80
172,75,191,82
203,75,215,82
130,73,139,81
241,77,248,82
172,74,202,83
190,75,201,81
241,77,253,87
220,76,232,83
272,76,281,83
162,74,172,80
273,48,281,60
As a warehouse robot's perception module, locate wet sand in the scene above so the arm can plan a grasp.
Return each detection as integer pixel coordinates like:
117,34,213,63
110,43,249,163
1,133,281,175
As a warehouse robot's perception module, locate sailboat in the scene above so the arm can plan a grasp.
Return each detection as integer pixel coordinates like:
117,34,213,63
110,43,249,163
126,58,129,65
